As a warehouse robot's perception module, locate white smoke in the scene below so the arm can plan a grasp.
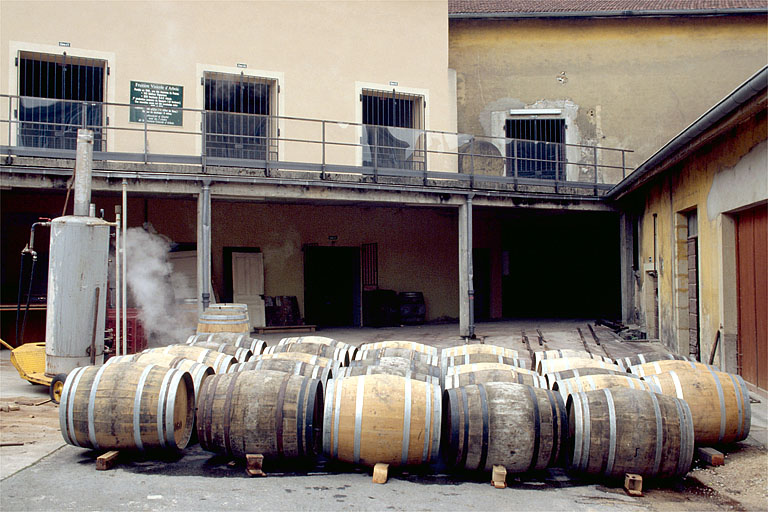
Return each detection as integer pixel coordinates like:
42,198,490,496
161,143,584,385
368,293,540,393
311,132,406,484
125,227,194,346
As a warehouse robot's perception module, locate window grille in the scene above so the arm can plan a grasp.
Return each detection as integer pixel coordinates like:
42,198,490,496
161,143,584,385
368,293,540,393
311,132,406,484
17,51,107,151
361,89,424,171
204,72,277,161
505,118,565,180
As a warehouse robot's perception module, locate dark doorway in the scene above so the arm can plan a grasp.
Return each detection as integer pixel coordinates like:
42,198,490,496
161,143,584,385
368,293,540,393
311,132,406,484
304,246,361,327
473,248,491,321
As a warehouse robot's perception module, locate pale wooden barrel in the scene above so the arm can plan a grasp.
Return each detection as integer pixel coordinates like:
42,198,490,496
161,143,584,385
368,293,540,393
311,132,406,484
197,309,250,334
442,344,519,359
278,336,358,360
323,374,441,467
537,357,622,376
59,363,194,451
442,382,566,473
567,388,694,479
358,341,438,356
248,352,343,376
340,357,440,385
186,333,266,355
229,359,333,388
441,353,528,376
355,347,439,366
644,370,751,445
184,340,252,362
207,303,248,314
544,368,641,389
146,345,235,374
552,374,660,402
106,353,213,400
614,352,691,370
628,360,719,377
264,342,352,366
197,370,323,461
443,366,547,390
533,349,613,372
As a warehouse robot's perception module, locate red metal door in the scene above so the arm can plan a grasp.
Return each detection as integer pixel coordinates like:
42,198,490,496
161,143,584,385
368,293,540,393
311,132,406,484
736,204,767,391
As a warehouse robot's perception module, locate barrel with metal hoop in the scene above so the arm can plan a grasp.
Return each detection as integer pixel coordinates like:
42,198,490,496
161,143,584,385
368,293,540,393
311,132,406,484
186,333,266,355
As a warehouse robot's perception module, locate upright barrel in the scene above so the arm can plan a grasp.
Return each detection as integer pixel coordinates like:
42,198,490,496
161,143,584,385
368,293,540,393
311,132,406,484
567,388,694,479
197,308,250,334
323,374,441,467
442,382,566,473
442,344,519,359
628,360,719,377
186,333,266,355
59,363,194,451
197,370,323,460
644,370,751,445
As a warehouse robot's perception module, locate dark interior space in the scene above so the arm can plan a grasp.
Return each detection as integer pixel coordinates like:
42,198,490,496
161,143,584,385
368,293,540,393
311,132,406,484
473,248,491,321
304,246,361,327
501,210,621,319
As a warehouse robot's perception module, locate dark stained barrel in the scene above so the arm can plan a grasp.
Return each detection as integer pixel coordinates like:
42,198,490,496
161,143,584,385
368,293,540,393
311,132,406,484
59,363,194,451
442,382,567,473
197,370,323,460
567,388,694,479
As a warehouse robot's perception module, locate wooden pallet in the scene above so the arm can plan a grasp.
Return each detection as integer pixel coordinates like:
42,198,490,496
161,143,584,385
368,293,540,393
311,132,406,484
254,325,317,335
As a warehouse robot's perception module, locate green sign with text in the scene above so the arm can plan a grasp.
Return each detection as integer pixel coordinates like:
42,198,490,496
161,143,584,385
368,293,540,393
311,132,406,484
129,81,183,126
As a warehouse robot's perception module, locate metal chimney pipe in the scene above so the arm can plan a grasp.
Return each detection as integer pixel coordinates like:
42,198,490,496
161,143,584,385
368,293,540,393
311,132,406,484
73,129,94,216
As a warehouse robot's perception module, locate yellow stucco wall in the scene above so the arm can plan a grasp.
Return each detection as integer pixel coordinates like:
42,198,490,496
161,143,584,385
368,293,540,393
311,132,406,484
634,103,767,364
450,16,767,174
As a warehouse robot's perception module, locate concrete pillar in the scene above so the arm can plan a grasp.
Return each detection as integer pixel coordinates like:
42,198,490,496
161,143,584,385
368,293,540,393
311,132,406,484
458,196,475,338
197,180,212,314
619,213,634,323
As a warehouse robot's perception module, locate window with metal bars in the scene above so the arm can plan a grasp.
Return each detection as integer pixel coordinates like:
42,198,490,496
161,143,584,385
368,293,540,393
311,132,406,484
505,118,565,180
361,89,424,171
17,51,107,151
204,72,277,161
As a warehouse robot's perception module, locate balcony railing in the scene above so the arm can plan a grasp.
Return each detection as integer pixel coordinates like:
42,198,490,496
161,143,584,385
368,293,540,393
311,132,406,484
1,95,633,194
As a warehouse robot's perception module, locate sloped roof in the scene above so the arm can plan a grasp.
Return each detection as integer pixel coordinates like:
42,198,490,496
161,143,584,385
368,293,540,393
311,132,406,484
449,1,768,17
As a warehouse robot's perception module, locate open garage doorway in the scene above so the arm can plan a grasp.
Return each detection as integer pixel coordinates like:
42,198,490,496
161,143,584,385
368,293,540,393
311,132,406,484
304,246,361,327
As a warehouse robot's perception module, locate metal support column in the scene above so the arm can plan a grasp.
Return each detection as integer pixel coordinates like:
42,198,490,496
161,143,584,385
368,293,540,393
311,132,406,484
198,180,212,313
458,195,476,339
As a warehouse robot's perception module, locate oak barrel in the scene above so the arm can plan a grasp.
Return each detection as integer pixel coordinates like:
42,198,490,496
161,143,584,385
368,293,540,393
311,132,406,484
340,356,441,385
248,352,343,376
615,352,690,370
264,342,352,366
441,353,528,376
197,370,323,460
186,333,266,355
355,347,439,366
229,358,333,388
644,370,751,445
544,367,641,390
537,357,622,376
628,359,719,377
106,353,213,400
533,349,613,371
442,382,566,473
443,366,547,390
567,388,694,479
147,345,235,374
552,374,659,401
358,341,438,356
278,336,358,360
59,363,194,451
442,344,519,360
184,340,252,362
323,374,441,466
197,308,250,334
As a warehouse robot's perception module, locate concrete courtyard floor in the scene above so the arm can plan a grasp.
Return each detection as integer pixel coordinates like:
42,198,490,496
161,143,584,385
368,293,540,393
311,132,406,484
1,319,766,511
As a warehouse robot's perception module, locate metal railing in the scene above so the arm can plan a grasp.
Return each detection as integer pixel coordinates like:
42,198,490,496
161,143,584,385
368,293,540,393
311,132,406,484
1,94,633,193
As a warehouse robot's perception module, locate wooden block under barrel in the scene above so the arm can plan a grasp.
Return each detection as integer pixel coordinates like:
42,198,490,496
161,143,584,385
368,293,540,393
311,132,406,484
624,473,642,496
96,451,120,471
372,463,389,484
697,447,725,466
246,454,266,477
491,465,507,489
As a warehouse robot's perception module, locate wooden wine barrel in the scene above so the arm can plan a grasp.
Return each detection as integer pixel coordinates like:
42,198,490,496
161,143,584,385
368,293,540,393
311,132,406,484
552,374,660,401
355,347,439,366
443,366,547,390
544,368,641,390
533,349,613,371
444,362,539,377
644,370,751,445
229,358,333,388
442,344,519,360
340,357,441,385
206,303,248,314
106,353,213,400
186,333,266,355
184,340,252,362
147,345,235,374
278,336,358,360
264,342,352,366
537,357,622,376
323,374,441,466
614,352,690,370
441,353,528,376
248,353,343,376
59,363,194,451
442,382,567,472
197,309,250,334
567,388,694,479
197,370,323,460
358,341,438,356
628,359,719,377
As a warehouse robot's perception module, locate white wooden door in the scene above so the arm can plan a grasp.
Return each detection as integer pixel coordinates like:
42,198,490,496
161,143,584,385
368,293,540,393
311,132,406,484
232,252,266,328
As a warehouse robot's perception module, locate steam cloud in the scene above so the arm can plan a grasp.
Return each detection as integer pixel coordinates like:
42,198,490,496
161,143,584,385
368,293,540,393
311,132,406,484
124,227,194,346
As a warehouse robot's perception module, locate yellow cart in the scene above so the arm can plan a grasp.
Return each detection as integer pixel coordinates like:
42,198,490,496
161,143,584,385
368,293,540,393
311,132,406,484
0,338,67,403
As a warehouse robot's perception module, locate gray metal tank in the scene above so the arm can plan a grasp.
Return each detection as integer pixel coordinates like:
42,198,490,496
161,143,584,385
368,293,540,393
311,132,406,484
45,215,110,375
